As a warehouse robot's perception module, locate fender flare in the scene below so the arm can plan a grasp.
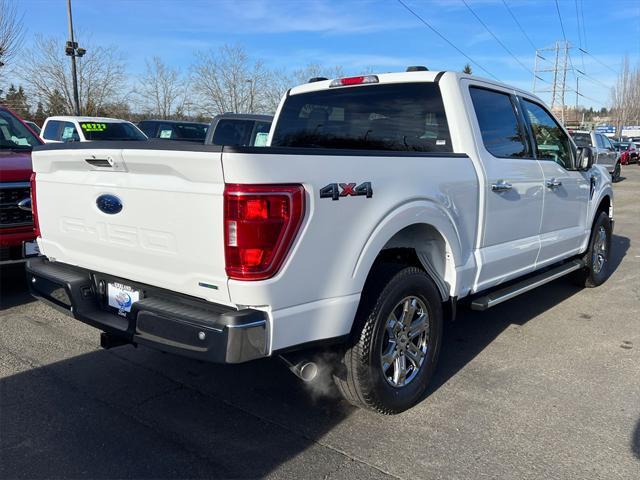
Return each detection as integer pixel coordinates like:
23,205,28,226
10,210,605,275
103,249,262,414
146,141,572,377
590,186,613,226
351,199,466,300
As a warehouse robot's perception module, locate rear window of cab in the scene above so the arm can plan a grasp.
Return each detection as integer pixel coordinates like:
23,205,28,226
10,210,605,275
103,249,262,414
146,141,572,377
271,82,452,153
571,132,592,147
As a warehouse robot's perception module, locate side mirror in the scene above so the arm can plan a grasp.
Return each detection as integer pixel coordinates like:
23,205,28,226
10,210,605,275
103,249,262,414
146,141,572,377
577,146,595,171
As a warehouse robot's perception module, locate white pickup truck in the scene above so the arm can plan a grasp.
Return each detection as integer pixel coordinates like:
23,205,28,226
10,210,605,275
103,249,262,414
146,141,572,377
27,69,613,414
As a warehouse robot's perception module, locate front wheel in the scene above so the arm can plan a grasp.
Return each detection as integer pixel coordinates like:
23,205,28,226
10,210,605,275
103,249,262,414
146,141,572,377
333,265,443,414
572,212,612,287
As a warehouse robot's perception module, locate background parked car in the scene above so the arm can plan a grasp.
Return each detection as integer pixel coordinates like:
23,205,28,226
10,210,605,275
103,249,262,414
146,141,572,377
615,142,638,165
23,120,41,136
570,130,621,181
138,120,209,142
205,113,272,146
0,106,41,264
41,116,147,143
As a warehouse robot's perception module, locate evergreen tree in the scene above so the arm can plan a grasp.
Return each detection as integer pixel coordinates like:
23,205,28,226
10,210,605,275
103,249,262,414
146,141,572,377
462,64,473,74
45,89,68,116
34,102,46,125
3,84,31,118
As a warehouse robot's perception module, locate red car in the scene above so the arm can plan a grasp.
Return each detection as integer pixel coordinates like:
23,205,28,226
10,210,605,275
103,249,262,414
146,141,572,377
617,142,638,165
0,106,42,264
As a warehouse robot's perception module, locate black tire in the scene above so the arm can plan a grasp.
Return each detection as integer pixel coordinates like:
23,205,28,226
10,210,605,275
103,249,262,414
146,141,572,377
333,264,443,414
612,162,621,182
572,211,612,288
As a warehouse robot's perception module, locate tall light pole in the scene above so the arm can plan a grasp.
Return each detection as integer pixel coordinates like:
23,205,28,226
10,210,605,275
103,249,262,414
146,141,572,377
65,0,85,115
245,79,254,113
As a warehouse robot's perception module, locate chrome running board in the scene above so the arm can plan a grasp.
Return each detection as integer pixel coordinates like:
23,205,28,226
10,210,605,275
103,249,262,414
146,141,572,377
471,259,585,311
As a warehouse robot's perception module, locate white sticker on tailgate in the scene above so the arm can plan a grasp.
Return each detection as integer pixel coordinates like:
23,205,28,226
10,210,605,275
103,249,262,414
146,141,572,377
107,282,140,314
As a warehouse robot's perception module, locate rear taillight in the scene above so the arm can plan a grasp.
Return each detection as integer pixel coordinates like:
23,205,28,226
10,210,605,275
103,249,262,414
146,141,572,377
30,172,40,237
224,184,305,281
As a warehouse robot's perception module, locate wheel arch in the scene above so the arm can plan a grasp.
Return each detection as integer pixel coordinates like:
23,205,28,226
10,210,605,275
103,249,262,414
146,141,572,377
592,192,613,226
352,201,464,302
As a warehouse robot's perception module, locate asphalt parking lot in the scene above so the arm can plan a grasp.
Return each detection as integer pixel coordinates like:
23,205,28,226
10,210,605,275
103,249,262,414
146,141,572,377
1,167,639,480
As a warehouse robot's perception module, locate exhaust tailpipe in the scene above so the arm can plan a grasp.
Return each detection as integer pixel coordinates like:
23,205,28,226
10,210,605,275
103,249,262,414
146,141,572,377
279,355,319,382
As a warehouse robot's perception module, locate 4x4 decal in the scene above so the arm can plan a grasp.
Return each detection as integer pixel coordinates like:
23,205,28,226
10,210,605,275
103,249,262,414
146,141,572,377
319,182,373,201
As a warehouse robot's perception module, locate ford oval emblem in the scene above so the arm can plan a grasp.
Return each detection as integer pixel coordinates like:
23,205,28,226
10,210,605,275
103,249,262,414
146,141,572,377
96,194,123,215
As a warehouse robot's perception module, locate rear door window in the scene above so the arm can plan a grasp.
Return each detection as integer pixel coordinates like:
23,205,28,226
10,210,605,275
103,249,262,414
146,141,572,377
469,87,528,158
271,82,452,152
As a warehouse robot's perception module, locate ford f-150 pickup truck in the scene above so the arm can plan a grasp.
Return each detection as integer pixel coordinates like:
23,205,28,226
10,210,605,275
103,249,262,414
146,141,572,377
27,69,613,414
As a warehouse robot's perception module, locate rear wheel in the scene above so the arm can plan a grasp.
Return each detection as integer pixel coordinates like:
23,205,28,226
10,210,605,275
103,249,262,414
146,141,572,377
572,211,612,287
333,265,443,414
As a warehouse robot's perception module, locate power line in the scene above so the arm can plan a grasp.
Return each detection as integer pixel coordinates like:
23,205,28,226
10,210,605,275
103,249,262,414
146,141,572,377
395,0,499,81
578,48,619,75
574,0,586,71
553,0,577,75
579,0,588,51
554,0,569,44
574,69,611,90
552,1,611,109
501,0,537,52
462,0,535,78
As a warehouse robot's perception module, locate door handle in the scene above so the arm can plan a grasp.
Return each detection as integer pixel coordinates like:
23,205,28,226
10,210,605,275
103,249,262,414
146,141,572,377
491,181,512,192
546,178,562,189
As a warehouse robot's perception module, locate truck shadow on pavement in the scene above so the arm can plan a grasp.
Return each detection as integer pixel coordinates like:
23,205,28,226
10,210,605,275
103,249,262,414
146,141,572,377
0,235,631,478
0,346,357,479
427,233,629,399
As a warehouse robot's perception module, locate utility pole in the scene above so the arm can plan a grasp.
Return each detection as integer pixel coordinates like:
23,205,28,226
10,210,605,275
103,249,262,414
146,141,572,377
246,79,254,113
575,76,579,121
65,0,85,115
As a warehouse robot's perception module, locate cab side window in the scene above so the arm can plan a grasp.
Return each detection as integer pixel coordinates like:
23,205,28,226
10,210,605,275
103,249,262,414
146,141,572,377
469,87,528,158
42,120,61,141
522,100,573,169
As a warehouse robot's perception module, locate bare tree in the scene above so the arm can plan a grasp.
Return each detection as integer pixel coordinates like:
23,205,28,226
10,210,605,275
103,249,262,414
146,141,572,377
191,44,270,116
19,35,127,116
610,56,640,135
262,63,345,114
135,57,186,119
0,0,25,74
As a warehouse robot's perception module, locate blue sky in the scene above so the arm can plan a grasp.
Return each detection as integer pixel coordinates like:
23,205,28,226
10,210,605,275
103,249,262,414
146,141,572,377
13,0,640,108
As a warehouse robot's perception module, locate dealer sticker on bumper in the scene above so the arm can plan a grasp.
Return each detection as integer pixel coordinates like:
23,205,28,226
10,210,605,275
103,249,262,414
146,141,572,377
108,282,140,315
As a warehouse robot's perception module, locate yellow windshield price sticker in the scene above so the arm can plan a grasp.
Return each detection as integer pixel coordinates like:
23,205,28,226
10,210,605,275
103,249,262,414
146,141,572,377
81,123,107,132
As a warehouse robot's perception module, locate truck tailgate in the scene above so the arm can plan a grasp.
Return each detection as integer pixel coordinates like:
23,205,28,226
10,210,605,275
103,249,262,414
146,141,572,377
32,144,231,305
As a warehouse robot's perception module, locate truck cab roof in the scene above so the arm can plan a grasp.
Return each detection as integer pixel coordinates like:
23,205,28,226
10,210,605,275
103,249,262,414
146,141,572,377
289,70,546,105
44,115,130,123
